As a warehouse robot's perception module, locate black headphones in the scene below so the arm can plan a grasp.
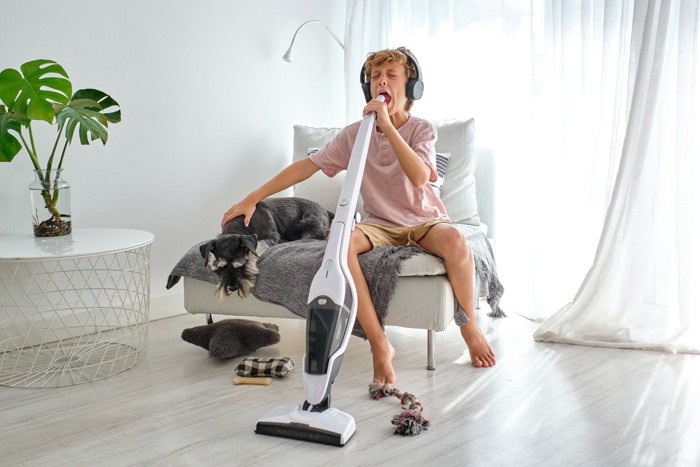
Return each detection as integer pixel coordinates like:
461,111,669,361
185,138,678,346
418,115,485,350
360,47,424,103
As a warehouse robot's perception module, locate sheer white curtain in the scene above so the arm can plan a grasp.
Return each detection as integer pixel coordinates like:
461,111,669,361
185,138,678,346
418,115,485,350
535,0,700,352
344,0,700,353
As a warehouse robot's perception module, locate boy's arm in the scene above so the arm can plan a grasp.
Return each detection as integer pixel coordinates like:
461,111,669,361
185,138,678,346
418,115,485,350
382,124,431,187
221,158,320,227
365,100,431,187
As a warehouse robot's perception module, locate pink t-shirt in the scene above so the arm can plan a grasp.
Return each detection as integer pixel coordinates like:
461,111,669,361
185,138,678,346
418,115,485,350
308,116,449,227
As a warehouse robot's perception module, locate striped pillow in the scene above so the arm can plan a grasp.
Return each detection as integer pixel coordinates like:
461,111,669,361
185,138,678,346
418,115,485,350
430,152,451,195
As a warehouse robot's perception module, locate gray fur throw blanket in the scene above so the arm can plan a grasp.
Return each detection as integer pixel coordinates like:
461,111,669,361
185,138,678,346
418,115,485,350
167,226,504,338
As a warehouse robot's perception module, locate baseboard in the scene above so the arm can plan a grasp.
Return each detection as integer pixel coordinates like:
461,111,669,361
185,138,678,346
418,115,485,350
149,293,187,322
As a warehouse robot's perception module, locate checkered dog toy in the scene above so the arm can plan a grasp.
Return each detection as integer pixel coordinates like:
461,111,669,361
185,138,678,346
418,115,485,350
236,357,295,378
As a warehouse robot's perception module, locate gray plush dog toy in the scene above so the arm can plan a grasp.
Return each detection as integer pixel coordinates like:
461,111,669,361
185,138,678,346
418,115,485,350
181,318,281,359
200,197,333,299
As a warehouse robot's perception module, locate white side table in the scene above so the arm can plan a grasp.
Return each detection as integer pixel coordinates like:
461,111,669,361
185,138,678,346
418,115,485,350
0,228,154,388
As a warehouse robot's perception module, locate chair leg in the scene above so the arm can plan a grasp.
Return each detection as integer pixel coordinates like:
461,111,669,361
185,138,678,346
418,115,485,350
427,330,436,370
206,313,213,325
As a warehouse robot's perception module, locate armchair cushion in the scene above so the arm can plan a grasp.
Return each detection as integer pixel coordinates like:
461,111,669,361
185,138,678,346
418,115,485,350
434,119,480,225
292,126,344,213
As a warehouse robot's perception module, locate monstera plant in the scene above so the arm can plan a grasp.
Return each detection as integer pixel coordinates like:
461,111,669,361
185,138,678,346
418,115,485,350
0,59,121,236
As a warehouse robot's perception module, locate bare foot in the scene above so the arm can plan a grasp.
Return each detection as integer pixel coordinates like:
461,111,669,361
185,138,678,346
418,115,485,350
460,322,496,367
371,337,396,385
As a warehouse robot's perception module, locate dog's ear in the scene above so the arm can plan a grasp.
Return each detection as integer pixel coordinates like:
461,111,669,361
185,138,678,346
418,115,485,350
241,235,258,254
200,241,216,266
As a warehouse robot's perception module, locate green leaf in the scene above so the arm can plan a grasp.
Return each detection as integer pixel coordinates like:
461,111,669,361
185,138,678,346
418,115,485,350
0,105,23,162
72,89,121,124
56,90,121,146
0,59,72,124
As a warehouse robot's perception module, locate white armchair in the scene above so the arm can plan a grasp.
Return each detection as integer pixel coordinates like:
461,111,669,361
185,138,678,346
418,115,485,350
178,118,503,369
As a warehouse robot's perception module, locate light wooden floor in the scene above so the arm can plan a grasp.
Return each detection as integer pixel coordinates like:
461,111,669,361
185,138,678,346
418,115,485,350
1,308,699,467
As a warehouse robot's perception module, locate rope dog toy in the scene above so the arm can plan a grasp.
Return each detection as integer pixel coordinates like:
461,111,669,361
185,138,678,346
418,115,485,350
368,382,430,436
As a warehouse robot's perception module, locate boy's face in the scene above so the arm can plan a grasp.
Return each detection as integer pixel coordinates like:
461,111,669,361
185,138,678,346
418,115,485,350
370,61,409,115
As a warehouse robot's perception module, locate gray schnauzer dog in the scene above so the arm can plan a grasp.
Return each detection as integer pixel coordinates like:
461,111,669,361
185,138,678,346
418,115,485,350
200,197,333,299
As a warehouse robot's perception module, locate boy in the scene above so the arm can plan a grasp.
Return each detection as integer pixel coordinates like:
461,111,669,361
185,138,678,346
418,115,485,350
222,48,495,386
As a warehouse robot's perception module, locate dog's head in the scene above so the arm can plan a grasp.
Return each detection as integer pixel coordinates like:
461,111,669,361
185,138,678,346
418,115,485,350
200,234,259,272
200,234,260,299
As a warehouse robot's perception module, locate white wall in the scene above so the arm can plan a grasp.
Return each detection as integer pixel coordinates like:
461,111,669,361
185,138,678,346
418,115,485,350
0,0,347,318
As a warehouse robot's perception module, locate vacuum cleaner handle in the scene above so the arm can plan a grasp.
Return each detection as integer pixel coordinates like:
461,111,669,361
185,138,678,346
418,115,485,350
307,94,384,305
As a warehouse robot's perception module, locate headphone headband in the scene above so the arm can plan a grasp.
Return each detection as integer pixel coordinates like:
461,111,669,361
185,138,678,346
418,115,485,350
398,46,422,83
360,47,424,103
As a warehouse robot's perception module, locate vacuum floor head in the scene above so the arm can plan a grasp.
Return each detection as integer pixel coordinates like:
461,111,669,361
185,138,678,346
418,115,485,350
255,405,356,447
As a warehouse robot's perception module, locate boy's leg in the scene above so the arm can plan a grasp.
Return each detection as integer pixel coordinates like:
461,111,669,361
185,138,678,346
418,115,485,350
417,223,496,368
347,229,396,385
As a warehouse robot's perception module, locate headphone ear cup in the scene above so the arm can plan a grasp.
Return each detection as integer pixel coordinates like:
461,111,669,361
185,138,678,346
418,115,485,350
406,78,424,101
362,82,372,102
360,63,373,103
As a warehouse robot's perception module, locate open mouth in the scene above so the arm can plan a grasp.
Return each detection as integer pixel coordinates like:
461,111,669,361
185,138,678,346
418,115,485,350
378,91,391,105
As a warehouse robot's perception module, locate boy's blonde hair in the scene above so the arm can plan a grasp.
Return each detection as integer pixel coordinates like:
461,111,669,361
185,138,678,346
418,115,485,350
363,48,419,111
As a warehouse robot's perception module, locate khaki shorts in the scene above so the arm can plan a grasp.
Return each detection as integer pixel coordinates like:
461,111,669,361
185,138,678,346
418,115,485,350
355,218,450,249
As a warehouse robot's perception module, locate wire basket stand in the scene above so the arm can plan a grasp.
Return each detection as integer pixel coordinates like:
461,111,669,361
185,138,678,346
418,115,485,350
0,243,151,388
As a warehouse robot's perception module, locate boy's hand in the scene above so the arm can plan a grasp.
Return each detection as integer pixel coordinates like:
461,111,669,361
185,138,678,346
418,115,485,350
221,197,257,228
363,99,390,130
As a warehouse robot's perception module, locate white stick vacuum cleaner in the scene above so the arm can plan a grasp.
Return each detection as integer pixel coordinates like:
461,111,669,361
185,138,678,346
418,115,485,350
255,96,384,446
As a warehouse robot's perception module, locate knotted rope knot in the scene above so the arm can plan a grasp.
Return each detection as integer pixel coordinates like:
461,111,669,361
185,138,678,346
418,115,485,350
368,382,430,436
400,392,417,406
369,381,396,399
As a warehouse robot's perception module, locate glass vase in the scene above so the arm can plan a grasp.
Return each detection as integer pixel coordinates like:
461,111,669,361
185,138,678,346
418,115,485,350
29,169,72,237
